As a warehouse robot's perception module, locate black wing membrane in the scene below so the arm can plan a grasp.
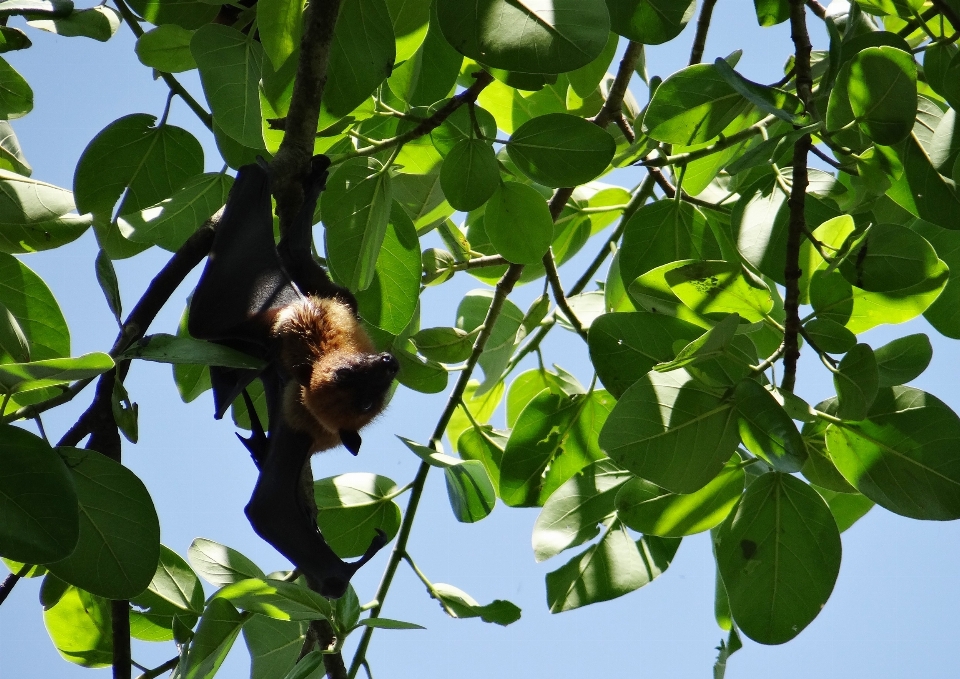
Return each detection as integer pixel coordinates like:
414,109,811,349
189,156,384,598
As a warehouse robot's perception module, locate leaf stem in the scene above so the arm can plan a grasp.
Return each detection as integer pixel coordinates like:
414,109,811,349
543,249,588,342
112,0,213,130
642,115,780,168
134,657,179,679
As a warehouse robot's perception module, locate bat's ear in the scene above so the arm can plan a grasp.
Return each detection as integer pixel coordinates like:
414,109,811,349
340,429,362,455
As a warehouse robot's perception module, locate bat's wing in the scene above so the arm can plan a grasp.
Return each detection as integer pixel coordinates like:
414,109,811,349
189,162,300,418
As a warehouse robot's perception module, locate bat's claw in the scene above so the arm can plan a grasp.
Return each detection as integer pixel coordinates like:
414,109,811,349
236,431,267,469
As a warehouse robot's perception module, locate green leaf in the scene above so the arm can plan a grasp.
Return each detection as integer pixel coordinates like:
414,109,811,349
456,424,507,490
606,0,695,44
643,63,750,145
725,126,813,175
874,333,931,387
0,26,30,53
217,578,333,621
482,181,554,265
120,333,265,369
455,291,524,394
715,472,841,645
74,113,204,216
440,139,499,211
825,386,960,520
411,327,475,364
388,4,462,107
599,369,739,494
800,414,857,493
0,353,113,394
314,473,402,558
0,425,78,564
616,456,744,537
126,0,216,29
665,260,774,322
847,46,917,145
281,650,324,679
322,157,393,291
546,521,679,613
839,223,941,292
0,252,69,362
182,598,245,679
357,618,425,629
192,24,265,148
394,344,448,393
567,31,617,97
94,250,121,325
735,379,807,472
26,5,120,41
752,0,789,24
118,172,231,252
0,170,93,253
0,120,31,175
242,616,308,679
714,58,806,125
532,458,633,562
443,460,497,523
188,538,265,587
385,0,430,62
135,24,197,73
354,203,420,334
0,0,71,15
47,448,160,599
429,104,496,157
43,586,112,668
0,301,28,361
809,265,948,334
501,389,614,507
0,56,31,119
619,200,720,285
888,131,960,232
506,113,616,187
506,369,552,426
922,41,957,99
942,49,960,109
321,0,395,119
802,317,856,354
258,0,301,69
813,486,875,533
588,312,705,398
430,583,521,625
654,312,741,373
833,343,879,421
437,0,610,74
130,544,203,641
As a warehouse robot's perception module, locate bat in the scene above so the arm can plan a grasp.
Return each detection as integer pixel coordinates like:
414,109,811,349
188,155,398,597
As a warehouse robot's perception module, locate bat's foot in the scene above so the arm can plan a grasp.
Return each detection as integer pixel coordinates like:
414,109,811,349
237,389,268,468
316,529,388,598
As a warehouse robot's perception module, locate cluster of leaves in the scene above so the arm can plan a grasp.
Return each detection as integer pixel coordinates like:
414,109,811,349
2,0,960,676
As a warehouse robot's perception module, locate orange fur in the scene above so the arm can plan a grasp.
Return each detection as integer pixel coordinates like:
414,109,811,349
272,296,385,452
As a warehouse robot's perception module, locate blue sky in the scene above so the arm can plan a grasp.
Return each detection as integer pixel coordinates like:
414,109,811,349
3,3,960,677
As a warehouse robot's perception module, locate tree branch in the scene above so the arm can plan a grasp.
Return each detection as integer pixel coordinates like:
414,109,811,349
113,0,212,130
543,249,588,341
782,0,814,393
931,0,960,30
347,263,525,679
648,168,732,212
134,656,179,679
641,114,778,168
269,0,343,234
689,0,720,65
594,41,643,128
332,71,495,165
805,0,827,19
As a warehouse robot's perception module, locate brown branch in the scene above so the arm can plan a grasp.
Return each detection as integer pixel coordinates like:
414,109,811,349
689,0,720,65
0,568,25,606
648,168,732,212
543,249,588,341
594,41,643,128
805,0,827,19
270,0,343,233
809,144,856,174
134,657,179,679
112,599,132,679
56,224,217,446
332,71,495,165
931,0,960,30
782,0,814,393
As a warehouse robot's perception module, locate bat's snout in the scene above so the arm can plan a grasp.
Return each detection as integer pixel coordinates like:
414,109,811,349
377,352,399,379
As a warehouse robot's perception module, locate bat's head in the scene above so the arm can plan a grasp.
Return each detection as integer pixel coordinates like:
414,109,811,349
276,297,399,454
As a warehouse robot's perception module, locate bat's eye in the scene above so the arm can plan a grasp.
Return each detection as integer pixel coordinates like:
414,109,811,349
358,400,375,413
335,367,352,381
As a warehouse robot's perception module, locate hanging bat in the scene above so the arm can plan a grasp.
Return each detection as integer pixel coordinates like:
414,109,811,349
189,155,398,598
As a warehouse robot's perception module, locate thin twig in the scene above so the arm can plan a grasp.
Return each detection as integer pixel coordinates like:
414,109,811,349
543,249,588,341
332,72,495,165
805,0,827,19
689,0,720,65
594,42,643,128
134,657,179,679
641,115,778,168
347,264,525,679
782,0,814,393
648,168,732,212
931,0,960,30
442,254,509,273
809,144,856,174
113,0,212,129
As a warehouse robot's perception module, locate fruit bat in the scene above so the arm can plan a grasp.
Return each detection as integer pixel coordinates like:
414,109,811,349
189,155,398,598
